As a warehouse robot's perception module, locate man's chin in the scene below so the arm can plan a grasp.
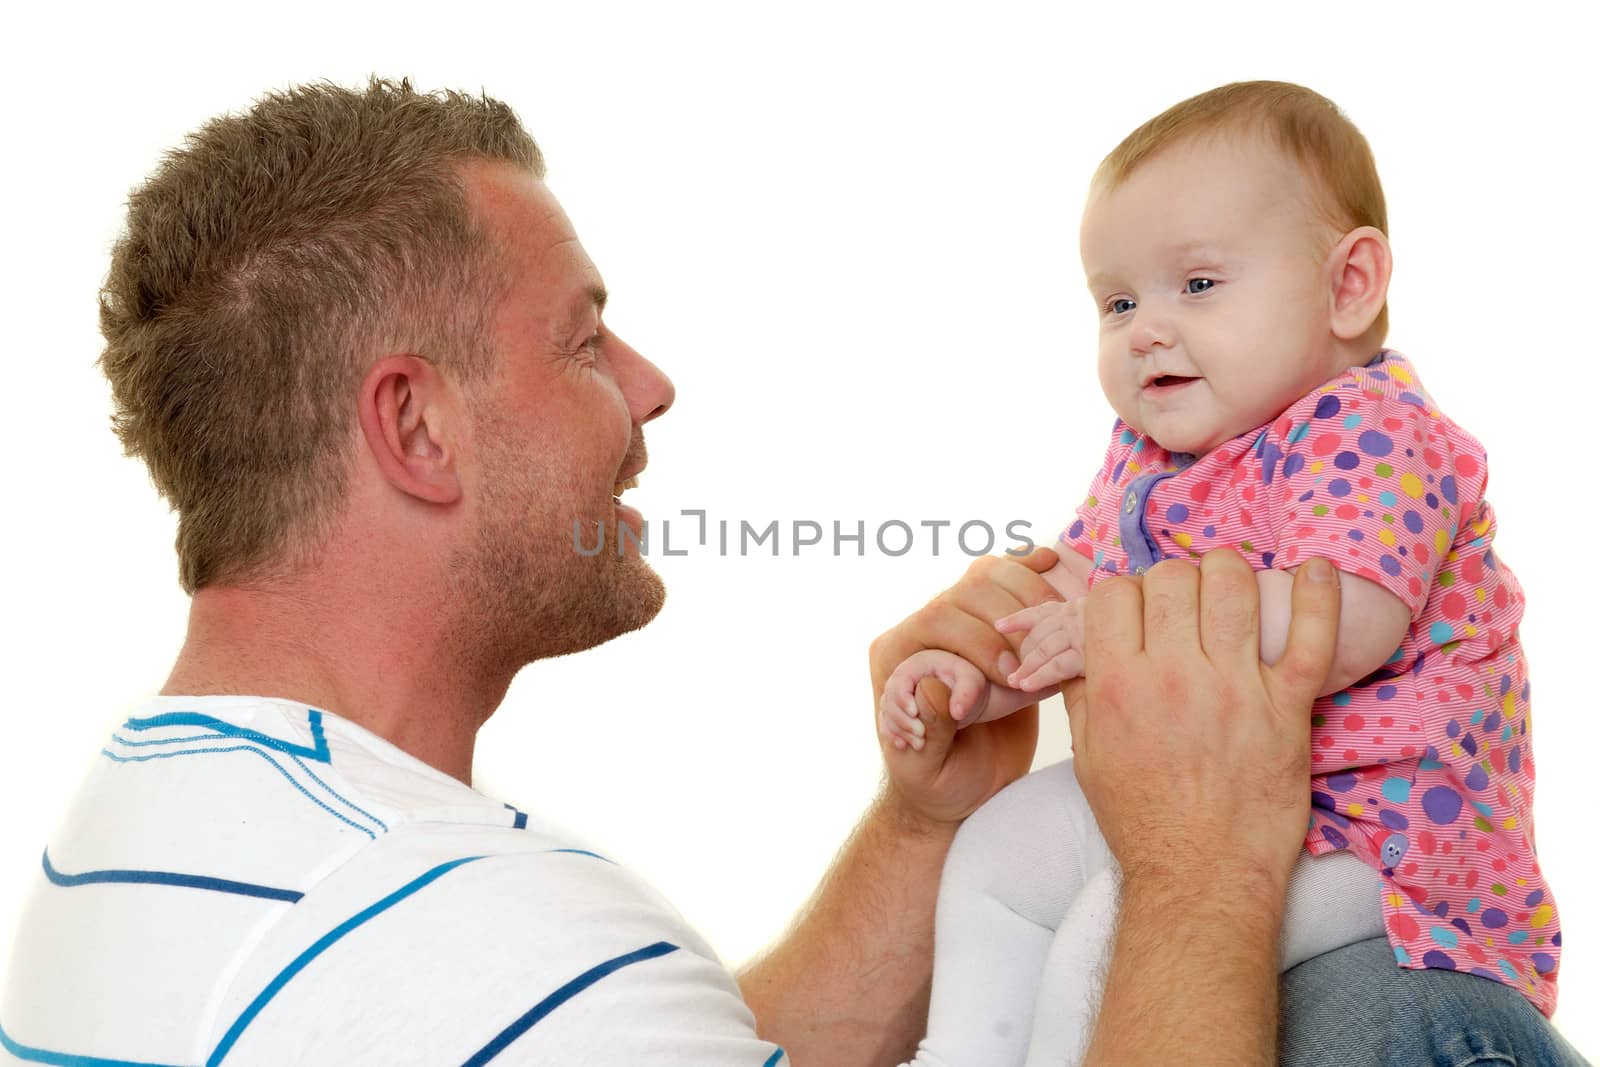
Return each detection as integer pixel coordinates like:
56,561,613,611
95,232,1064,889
540,558,666,660
606,557,667,636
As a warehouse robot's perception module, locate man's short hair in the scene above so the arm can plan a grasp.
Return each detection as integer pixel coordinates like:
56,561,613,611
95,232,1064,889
1093,80,1390,345
99,77,542,593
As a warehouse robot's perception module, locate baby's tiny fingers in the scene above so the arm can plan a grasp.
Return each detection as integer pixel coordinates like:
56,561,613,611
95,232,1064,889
884,702,924,738
885,674,916,708
1014,634,1062,678
1017,649,1085,691
1018,626,1051,662
1027,627,1075,662
947,672,989,723
996,603,1053,633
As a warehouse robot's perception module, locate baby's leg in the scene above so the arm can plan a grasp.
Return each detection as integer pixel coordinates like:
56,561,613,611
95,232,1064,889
1021,845,1387,1066
904,760,1105,1067
1278,847,1385,969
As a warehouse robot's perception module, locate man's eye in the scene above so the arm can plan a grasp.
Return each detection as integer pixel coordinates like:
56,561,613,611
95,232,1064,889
562,331,603,371
1103,297,1136,316
1186,278,1215,294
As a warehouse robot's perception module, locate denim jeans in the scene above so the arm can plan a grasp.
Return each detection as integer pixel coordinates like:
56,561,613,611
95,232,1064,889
1281,937,1591,1066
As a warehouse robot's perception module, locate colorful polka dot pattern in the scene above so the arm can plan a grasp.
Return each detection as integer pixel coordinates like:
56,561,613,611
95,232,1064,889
1058,351,1559,1015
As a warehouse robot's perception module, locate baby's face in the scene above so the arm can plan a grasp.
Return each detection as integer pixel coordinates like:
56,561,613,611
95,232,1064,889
1080,134,1349,454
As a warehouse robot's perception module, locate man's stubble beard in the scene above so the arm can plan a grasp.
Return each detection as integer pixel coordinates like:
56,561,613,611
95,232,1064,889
448,433,666,676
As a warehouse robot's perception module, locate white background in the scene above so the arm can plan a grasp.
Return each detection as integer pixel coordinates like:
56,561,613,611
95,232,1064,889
2,0,1595,1056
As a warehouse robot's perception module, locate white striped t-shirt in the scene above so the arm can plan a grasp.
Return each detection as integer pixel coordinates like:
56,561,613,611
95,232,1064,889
0,695,787,1066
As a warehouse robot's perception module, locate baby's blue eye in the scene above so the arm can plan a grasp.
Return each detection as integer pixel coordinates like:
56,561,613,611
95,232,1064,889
1106,298,1136,315
1187,278,1215,294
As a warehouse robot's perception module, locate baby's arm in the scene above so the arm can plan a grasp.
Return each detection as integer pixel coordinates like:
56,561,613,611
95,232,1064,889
1257,567,1410,693
882,554,1403,748
879,550,1096,751
1037,547,1096,601
1007,556,1407,700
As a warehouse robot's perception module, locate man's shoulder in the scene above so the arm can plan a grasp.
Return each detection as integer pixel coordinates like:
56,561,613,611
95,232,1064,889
195,822,753,1064
67,694,685,934
47,697,528,889
2,697,769,1067
303,816,691,923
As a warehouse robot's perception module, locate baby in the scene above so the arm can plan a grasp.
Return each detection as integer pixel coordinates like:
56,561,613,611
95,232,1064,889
881,81,1560,1066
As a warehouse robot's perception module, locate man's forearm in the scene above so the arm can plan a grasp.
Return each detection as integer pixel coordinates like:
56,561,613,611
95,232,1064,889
1082,872,1284,1067
738,787,956,1066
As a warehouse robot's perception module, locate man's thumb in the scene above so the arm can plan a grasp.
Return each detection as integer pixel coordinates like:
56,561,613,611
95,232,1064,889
1268,557,1341,706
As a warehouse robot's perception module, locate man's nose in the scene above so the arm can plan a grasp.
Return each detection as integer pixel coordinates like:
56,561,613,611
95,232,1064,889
612,336,675,424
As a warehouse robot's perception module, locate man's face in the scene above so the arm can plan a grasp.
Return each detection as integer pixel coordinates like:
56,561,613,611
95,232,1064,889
1080,135,1346,455
450,163,675,667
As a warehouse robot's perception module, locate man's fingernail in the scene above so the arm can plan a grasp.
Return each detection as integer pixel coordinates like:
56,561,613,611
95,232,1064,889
998,651,1020,678
1306,557,1336,584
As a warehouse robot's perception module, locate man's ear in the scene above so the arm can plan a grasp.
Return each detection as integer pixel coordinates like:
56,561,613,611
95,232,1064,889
1326,225,1393,342
356,355,463,505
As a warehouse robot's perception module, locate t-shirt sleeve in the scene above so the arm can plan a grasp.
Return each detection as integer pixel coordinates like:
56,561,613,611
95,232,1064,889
1058,420,1130,570
1261,367,1489,617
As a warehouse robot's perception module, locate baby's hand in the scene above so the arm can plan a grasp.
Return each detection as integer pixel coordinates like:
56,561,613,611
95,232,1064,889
995,597,1086,691
879,649,991,751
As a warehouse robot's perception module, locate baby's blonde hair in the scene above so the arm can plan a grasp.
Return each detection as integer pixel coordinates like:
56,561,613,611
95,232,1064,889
1094,80,1389,345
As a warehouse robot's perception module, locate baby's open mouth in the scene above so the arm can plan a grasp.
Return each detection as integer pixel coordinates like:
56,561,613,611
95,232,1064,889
1148,375,1199,388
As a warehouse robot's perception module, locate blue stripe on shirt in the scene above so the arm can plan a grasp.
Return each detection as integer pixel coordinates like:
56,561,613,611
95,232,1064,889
546,848,613,863
121,709,330,764
460,941,681,1066
206,856,484,1066
100,744,376,839
285,751,389,832
761,1049,786,1067
106,732,387,835
0,1020,181,1067
41,850,303,903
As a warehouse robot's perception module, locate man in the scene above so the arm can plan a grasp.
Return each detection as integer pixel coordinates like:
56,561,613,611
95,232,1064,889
0,79,1581,1067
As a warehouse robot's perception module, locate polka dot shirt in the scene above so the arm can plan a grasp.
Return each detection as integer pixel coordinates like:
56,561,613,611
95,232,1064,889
1059,351,1559,1014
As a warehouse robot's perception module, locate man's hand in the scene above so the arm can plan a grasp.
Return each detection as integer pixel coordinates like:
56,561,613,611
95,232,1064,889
741,547,1065,1065
869,547,1063,827
1067,548,1342,1067
1066,549,1340,892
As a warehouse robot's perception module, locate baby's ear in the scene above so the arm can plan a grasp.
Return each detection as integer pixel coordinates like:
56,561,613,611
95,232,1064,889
1326,226,1393,341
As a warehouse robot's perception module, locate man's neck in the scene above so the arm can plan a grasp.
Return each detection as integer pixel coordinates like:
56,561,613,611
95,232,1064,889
162,575,512,785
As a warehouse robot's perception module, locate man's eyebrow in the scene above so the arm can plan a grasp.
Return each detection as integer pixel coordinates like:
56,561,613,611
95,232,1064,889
553,285,610,342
